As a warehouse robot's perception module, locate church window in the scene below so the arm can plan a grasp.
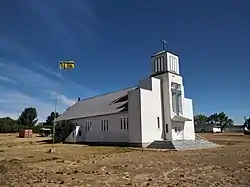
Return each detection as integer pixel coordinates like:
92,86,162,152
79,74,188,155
169,56,177,73
120,118,123,129
121,117,128,130
154,59,158,73
161,57,164,71
85,122,92,131
165,123,168,133
154,56,165,73
157,117,160,129
101,120,108,131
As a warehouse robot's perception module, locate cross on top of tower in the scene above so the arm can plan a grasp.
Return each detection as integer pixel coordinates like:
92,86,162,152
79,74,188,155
161,38,168,51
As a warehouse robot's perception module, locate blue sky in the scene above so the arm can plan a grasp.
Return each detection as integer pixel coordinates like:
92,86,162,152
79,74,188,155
0,0,249,124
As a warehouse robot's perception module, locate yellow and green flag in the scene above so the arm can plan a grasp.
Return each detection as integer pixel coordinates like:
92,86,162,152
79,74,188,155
60,61,75,69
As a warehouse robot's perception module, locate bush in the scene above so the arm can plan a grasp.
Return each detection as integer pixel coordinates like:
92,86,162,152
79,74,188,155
54,121,75,143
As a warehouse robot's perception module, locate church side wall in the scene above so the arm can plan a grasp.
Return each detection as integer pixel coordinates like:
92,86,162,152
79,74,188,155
128,89,142,144
140,77,163,147
183,98,195,140
68,112,129,143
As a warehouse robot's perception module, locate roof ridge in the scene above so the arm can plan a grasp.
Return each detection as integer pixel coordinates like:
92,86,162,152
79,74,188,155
65,85,138,111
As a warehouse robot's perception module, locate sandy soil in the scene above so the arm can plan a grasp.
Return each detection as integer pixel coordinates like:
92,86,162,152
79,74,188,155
0,133,250,187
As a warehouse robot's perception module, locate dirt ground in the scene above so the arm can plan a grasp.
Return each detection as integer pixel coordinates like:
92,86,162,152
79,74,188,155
0,133,250,187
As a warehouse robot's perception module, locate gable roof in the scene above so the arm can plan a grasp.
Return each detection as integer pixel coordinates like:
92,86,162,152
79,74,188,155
56,86,137,121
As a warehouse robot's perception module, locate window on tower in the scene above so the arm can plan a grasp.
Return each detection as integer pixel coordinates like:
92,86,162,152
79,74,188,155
154,56,165,73
169,56,178,73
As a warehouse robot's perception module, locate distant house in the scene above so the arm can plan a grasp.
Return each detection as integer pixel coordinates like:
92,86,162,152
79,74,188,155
195,123,222,133
223,125,243,133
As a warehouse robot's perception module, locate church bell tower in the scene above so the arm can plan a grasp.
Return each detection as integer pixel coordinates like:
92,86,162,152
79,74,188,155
150,39,184,140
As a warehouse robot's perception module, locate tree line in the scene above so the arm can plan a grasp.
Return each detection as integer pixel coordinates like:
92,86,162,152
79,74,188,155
0,107,59,133
0,107,249,133
194,112,239,129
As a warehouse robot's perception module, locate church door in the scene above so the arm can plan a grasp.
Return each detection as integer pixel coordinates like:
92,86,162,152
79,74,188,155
173,123,184,140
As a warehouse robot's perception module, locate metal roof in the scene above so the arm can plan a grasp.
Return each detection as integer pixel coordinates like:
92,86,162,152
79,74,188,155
56,86,137,121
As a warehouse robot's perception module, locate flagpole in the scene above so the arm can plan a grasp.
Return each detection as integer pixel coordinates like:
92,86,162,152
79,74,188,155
52,90,58,150
50,61,75,153
51,70,60,153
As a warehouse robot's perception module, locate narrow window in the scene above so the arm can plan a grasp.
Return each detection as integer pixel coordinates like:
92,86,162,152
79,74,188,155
78,130,82,136
165,123,168,133
106,120,108,131
126,117,129,130
161,56,164,71
154,59,158,73
73,132,74,138
174,126,177,133
101,120,103,131
123,118,126,130
120,118,123,130
103,120,106,131
157,58,159,72
90,122,92,131
178,126,181,132
157,117,160,129
124,118,126,130
158,58,161,71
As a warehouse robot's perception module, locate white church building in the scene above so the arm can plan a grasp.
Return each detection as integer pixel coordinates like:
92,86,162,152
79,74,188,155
56,49,197,148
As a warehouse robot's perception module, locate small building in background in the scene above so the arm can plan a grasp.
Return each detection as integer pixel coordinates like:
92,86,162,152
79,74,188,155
39,128,51,137
195,123,222,133
19,129,33,138
223,125,244,133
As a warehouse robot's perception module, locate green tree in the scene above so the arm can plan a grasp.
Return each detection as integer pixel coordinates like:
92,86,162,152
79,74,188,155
194,114,208,125
207,113,219,124
54,121,75,143
207,112,234,129
45,112,59,126
17,107,38,126
0,117,18,133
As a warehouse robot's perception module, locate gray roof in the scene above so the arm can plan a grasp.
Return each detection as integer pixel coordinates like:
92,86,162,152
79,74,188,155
56,86,137,121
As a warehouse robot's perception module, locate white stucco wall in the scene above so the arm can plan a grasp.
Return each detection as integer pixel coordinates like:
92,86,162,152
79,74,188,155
65,112,129,143
171,122,184,140
128,89,142,143
183,98,195,140
139,77,163,145
153,73,172,140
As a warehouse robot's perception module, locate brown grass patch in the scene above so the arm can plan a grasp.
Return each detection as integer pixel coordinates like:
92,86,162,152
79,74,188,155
0,133,249,186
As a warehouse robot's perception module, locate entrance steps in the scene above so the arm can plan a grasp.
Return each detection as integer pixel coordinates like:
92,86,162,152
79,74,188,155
147,135,218,150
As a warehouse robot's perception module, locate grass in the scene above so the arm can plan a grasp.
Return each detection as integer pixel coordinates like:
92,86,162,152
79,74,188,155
0,133,250,186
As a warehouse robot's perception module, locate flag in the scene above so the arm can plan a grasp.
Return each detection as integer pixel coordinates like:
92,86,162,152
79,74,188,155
60,61,75,69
